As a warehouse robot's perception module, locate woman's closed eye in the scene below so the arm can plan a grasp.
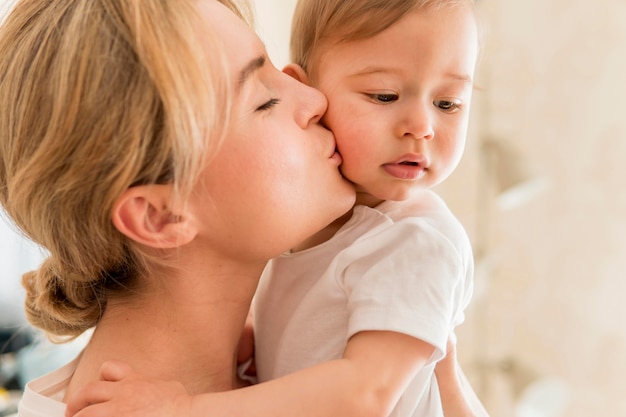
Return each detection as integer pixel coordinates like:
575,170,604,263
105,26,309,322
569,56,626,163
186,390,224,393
256,98,280,111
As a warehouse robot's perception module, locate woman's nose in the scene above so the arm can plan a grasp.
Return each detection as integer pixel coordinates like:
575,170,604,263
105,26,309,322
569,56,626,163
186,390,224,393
294,83,328,129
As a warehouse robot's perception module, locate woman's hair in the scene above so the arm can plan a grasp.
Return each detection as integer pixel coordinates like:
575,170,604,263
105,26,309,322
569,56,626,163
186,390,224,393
290,0,475,74
0,0,252,341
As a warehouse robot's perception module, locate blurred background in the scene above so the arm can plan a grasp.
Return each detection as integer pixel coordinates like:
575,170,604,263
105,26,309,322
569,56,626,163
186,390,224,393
434,1,626,415
2,0,625,416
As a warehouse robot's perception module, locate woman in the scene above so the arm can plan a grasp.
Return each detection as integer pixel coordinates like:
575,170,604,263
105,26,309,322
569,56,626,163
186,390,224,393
0,0,354,415
0,1,480,416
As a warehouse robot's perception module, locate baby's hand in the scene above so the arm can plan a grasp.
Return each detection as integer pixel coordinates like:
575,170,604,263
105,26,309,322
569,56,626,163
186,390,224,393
65,360,192,417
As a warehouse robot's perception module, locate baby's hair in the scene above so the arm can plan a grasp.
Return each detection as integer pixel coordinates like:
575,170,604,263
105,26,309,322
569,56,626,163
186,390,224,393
0,0,251,341
290,0,475,74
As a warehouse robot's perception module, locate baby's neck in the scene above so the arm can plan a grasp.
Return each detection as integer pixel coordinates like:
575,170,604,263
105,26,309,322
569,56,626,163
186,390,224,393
292,193,387,252
354,192,384,208
291,209,354,252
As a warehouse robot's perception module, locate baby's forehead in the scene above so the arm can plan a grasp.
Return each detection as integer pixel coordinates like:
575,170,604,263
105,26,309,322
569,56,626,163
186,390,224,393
297,2,478,76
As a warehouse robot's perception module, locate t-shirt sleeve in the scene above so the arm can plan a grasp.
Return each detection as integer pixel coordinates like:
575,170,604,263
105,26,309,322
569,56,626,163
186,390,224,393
337,217,470,364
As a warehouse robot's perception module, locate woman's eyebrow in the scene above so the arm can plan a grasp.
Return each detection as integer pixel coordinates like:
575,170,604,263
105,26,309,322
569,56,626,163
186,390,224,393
237,55,266,91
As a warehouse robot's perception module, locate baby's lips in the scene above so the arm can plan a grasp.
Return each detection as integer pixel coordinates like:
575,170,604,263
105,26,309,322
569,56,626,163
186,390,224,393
393,153,429,168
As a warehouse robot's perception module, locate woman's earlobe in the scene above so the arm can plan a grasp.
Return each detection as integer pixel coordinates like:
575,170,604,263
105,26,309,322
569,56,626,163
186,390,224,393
112,185,197,248
282,63,310,85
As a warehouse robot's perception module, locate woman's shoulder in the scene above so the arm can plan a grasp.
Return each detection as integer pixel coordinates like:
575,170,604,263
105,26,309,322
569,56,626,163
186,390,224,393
17,356,80,417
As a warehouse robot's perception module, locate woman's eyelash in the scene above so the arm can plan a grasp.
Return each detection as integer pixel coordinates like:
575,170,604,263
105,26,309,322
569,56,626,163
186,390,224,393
257,98,280,111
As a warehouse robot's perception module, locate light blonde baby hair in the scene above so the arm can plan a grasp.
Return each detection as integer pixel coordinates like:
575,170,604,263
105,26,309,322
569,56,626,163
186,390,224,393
290,0,475,74
0,0,252,341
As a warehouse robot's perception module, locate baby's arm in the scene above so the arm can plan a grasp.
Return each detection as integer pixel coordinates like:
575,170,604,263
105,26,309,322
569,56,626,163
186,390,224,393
434,340,490,417
67,330,434,417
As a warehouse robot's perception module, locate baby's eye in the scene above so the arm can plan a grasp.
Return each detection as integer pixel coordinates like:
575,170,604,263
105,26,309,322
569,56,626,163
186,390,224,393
434,99,462,113
256,98,280,111
367,93,399,104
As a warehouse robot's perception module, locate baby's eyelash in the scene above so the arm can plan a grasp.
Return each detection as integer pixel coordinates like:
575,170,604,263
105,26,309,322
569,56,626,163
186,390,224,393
434,99,462,113
257,98,280,111
367,93,399,103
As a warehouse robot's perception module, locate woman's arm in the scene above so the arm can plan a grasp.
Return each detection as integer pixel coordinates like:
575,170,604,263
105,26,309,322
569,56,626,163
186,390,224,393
67,330,434,417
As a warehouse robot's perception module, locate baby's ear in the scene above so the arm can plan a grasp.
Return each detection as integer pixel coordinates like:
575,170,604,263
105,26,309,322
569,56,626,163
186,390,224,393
111,184,197,248
283,63,310,85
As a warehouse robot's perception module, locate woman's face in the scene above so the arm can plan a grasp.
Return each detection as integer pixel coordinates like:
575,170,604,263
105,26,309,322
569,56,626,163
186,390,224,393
189,1,355,261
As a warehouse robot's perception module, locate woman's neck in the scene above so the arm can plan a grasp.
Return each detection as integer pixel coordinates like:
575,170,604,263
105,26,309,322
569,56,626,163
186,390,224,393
64,257,263,400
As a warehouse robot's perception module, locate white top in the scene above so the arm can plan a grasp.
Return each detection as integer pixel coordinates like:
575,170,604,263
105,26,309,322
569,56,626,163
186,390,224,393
17,356,78,417
254,190,474,417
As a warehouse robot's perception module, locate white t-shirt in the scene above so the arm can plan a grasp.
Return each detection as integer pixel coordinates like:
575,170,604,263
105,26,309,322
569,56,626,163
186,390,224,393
17,356,78,417
254,190,474,417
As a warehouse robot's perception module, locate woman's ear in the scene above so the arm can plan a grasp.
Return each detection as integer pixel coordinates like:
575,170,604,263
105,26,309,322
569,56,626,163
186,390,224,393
283,63,310,85
112,184,197,248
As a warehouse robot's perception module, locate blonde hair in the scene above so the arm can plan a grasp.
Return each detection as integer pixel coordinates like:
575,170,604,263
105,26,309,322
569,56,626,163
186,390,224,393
0,0,252,341
290,0,475,74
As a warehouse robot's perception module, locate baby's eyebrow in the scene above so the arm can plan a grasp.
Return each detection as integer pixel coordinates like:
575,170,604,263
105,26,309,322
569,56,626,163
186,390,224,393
444,72,474,84
348,66,474,87
349,65,393,77
237,55,266,91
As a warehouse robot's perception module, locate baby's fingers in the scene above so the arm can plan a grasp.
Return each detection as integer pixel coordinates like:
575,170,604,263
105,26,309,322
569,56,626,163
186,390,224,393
69,402,115,417
66,361,135,416
99,360,135,381
65,381,116,417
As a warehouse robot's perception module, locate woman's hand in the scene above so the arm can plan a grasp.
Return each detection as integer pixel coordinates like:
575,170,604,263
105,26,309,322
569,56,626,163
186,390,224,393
65,361,192,417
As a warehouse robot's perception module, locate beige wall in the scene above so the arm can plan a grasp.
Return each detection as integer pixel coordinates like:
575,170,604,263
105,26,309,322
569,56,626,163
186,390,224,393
253,0,297,68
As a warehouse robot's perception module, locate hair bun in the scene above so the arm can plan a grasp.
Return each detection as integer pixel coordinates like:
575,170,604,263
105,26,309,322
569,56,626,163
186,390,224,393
22,258,105,341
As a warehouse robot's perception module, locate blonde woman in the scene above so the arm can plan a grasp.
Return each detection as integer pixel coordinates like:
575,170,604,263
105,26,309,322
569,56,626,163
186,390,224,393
0,0,354,415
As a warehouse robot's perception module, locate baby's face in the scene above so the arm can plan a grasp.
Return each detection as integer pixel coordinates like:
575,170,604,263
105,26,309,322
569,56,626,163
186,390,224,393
310,5,479,206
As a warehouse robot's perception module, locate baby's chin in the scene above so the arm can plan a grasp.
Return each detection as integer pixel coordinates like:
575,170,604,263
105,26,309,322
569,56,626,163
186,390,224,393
353,184,421,207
